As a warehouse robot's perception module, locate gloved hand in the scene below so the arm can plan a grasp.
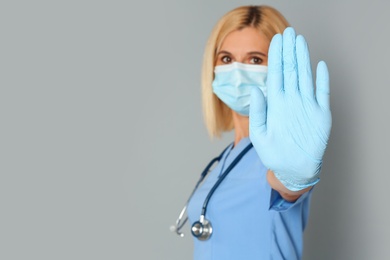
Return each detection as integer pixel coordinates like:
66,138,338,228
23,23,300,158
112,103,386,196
249,27,332,191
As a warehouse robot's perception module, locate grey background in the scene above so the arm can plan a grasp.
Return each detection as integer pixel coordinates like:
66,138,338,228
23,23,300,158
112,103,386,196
1,0,389,259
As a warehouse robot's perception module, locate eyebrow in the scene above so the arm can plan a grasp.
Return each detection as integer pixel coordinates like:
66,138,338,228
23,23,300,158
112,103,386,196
217,50,232,56
248,51,267,57
217,50,267,57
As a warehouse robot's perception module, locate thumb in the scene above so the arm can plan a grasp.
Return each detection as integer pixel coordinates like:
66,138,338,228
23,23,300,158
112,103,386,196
315,61,330,112
249,87,267,138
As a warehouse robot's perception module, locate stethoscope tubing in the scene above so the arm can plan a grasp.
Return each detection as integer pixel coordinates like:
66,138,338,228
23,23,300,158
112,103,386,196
171,142,253,238
200,143,253,217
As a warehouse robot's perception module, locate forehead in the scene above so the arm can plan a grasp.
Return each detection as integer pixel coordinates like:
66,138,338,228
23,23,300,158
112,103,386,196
220,27,270,54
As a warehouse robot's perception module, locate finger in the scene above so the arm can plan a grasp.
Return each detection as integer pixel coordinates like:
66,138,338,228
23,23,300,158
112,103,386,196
249,87,267,139
267,33,283,100
315,61,330,111
296,35,314,99
282,27,298,95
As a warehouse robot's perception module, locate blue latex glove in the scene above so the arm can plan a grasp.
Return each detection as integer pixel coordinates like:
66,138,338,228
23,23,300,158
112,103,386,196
249,27,332,191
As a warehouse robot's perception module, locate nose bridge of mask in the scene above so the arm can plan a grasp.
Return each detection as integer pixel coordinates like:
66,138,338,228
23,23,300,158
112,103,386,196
214,62,267,84
214,62,267,72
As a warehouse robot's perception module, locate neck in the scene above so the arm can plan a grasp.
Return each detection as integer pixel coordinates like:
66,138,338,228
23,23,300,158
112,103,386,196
232,111,249,147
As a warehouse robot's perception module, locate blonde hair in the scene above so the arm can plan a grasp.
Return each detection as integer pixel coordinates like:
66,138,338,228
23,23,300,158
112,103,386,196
201,5,290,138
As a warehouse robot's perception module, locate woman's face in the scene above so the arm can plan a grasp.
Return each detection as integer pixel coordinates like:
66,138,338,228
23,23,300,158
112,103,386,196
215,27,270,66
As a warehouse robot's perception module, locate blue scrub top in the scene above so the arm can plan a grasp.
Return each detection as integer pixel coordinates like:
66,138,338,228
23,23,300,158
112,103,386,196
187,137,312,260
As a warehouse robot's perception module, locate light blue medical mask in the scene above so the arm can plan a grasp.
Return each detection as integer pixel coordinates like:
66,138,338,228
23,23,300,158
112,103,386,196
212,62,268,116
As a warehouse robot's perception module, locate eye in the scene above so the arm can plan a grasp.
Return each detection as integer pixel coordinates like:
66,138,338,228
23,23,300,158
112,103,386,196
221,56,232,64
250,57,263,64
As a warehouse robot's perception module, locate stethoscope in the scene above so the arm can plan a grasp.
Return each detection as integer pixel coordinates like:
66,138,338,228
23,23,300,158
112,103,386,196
170,142,253,241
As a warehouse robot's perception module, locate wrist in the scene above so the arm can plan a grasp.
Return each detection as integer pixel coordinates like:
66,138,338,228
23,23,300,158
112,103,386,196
267,170,313,202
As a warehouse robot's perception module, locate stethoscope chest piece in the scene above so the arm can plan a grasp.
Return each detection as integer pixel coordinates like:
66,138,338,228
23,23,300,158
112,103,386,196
191,217,212,241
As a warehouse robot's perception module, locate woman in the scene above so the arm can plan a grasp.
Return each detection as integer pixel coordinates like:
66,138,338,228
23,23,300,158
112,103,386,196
171,5,331,260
